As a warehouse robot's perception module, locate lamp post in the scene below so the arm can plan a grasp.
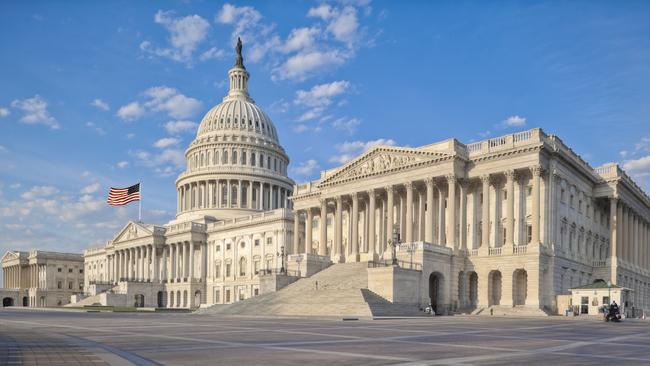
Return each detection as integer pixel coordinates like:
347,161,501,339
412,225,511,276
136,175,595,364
295,254,303,277
607,280,612,305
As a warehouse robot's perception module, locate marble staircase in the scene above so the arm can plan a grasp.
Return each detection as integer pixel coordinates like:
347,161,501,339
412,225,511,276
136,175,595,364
199,262,423,318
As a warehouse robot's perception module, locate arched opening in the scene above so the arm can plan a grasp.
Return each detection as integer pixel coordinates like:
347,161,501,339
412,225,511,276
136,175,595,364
3,297,14,307
157,291,166,308
194,290,201,308
428,272,444,314
488,270,502,306
169,291,175,308
468,272,478,307
176,291,181,308
134,294,145,308
513,269,528,306
22,297,28,307
183,290,188,308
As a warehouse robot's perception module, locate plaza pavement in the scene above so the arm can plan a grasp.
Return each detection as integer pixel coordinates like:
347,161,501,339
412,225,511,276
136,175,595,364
1,308,649,365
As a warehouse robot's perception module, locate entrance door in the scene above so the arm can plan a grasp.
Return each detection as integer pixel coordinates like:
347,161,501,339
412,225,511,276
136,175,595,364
22,297,28,307
2,297,13,307
134,294,145,307
429,273,441,314
581,296,589,314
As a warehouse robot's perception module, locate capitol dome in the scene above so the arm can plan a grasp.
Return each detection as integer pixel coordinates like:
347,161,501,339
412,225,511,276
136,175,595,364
175,38,294,222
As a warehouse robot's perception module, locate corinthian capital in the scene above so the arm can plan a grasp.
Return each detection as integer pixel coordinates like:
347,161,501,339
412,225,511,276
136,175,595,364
530,165,543,177
504,170,516,180
480,174,491,184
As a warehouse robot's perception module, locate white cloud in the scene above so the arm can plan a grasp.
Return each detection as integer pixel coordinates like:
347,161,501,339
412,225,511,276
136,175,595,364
291,159,320,176
80,182,100,194
634,136,650,153
90,98,110,111
164,120,198,134
623,156,650,177
153,137,180,148
117,87,201,121
273,50,347,81
21,185,59,200
216,3,263,43
85,121,106,135
199,47,226,61
329,138,396,164
131,147,185,176
282,27,320,53
116,161,129,169
141,10,211,65
331,116,361,134
498,115,527,129
11,95,60,129
307,4,335,20
297,108,325,122
295,80,350,107
326,6,359,45
116,102,145,121
0,107,10,117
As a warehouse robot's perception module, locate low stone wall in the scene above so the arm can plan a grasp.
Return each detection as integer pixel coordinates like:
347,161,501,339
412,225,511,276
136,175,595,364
368,266,421,304
260,274,300,294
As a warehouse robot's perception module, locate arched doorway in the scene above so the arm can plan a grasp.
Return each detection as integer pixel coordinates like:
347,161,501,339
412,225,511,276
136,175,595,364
183,290,188,308
169,291,175,308
22,297,28,307
3,297,14,307
468,272,478,307
194,291,201,308
157,291,165,308
488,270,502,306
428,272,444,314
513,269,528,306
176,291,181,308
134,294,145,307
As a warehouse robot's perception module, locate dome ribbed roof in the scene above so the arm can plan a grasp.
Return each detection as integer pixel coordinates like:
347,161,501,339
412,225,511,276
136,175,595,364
196,98,278,142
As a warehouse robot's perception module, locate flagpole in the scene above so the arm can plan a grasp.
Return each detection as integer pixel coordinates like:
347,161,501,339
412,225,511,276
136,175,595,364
139,181,142,223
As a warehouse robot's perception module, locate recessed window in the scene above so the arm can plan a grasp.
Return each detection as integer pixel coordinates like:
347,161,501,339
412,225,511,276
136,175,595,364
68,268,73,273
240,241,246,249
216,245,221,252
254,239,260,247
79,269,83,274
226,243,231,250
266,237,273,245
58,268,62,273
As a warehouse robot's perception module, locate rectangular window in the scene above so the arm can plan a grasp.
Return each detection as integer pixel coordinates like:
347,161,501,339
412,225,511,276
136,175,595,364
215,290,220,303
254,260,260,275
226,264,231,277
266,237,272,245
215,264,221,277
68,268,73,273
254,239,260,247
57,281,62,289
216,245,221,252
527,225,533,244
226,243,231,250
254,288,259,296
79,269,84,274
79,283,83,290
226,290,231,303
58,268,62,273
68,281,73,290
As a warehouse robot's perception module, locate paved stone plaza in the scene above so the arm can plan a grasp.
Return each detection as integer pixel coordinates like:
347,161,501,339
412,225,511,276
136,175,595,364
1,309,649,365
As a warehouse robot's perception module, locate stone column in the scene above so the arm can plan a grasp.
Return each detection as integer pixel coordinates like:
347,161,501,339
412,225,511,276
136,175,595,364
248,181,253,209
293,210,301,255
405,182,414,243
459,181,468,251
178,243,183,281
189,242,195,282
350,193,359,261
152,245,158,282
438,184,446,245
425,178,435,244
368,190,376,257
386,186,394,251
319,199,328,256
335,197,344,261
258,182,263,210
531,166,542,245
505,170,515,248
306,209,313,255
447,175,457,250
481,175,490,250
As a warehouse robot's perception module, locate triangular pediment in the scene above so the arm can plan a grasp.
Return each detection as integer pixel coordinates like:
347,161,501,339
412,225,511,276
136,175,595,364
319,146,451,186
112,221,154,244
1,251,19,264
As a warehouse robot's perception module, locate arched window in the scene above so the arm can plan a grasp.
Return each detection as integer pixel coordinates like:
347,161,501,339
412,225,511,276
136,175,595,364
239,257,247,276
232,150,238,165
259,154,264,168
214,150,219,165
242,151,247,165
267,156,271,169
231,184,238,205
222,150,228,164
251,152,256,166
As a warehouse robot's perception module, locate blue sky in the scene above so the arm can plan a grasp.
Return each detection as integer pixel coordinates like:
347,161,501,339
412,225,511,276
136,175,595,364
1,1,649,276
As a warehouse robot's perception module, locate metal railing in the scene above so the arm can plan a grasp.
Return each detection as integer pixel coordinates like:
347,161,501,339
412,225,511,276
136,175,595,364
367,260,422,271
258,268,301,277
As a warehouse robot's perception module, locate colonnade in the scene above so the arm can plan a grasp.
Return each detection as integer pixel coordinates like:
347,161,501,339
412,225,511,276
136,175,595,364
112,242,206,284
610,198,650,269
293,167,543,261
177,179,291,213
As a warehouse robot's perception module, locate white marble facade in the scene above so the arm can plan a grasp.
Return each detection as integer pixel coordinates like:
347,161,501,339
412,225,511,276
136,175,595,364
80,41,650,314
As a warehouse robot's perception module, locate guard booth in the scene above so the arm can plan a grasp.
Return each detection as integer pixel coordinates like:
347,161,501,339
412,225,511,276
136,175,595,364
569,280,632,316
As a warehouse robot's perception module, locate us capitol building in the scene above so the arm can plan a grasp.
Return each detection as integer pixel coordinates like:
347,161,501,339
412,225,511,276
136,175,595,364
6,41,649,316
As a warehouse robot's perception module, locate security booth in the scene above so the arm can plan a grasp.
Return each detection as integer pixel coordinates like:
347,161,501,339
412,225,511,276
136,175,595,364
569,280,631,316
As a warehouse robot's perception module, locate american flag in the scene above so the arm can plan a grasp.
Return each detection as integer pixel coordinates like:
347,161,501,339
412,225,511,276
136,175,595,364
107,183,140,206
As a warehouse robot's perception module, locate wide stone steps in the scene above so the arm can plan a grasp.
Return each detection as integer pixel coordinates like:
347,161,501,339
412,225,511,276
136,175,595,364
199,262,423,318
473,305,549,316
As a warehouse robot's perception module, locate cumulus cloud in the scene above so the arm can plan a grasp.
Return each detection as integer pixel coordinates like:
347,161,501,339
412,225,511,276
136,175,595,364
199,47,226,61
331,116,361,134
0,107,9,117
497,115,527,129
153,137,180,148
623,156,650,177
273,50,347,81
90,98,110,111
116,102,145,121
140,10,211,65
11,95,60,129
116,161,129,169
291,159,320,176
117,87,201,121
282,27,320,53
80,182,100,194
329,138,396,164
216,3,263,44
20,185,59,200
295,80,350,107
85,121,106,135
164,120,198,134
130,147,185,177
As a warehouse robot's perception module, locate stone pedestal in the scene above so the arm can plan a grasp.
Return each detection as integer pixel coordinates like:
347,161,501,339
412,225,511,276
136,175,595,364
368,266,421,304
360,252,379,262
287,253,331,277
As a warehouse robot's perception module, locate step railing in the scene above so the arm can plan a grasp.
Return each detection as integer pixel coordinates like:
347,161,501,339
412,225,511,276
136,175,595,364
258,268,301,277
368,260,422,271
